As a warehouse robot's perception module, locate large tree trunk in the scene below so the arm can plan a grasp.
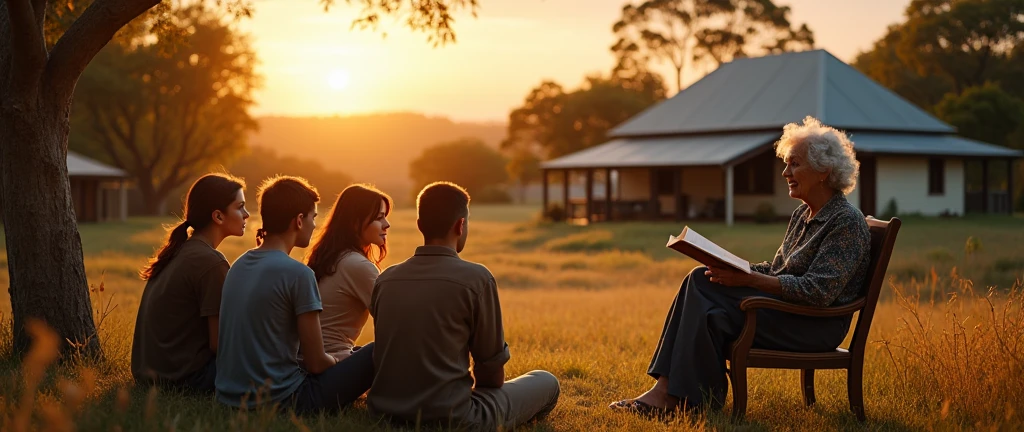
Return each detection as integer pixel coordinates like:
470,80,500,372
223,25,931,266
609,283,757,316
3,0,163,356
0,0,145,357
0,96,100,356
138,184,164,216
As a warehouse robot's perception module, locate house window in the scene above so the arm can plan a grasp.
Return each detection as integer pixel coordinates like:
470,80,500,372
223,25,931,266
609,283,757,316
735,152,775,195
654,169,675,195
928,158,945,195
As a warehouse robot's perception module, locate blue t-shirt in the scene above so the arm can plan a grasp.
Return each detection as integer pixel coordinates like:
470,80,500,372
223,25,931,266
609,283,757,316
215,249,322,408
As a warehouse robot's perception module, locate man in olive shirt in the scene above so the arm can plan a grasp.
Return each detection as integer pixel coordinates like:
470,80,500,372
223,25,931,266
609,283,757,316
369,182,560,430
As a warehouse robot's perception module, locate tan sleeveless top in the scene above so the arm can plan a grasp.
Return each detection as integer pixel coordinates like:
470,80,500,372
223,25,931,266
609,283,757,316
318,251,380,358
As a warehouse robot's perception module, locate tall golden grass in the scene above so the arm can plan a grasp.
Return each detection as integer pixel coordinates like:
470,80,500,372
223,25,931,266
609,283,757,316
877,271,1024,428
0,206,1021,430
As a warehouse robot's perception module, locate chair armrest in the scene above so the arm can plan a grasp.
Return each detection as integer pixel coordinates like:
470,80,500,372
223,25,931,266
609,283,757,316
730,297,865,363
739,296,865,318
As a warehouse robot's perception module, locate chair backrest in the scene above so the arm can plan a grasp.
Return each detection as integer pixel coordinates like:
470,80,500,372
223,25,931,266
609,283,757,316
848,216,902,358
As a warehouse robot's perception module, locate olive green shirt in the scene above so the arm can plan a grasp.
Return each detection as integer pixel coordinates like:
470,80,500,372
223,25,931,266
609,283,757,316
368,245,510,423
132,238,228,383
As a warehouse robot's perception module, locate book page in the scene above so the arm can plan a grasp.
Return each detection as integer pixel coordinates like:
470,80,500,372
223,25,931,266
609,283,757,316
681,228,749,272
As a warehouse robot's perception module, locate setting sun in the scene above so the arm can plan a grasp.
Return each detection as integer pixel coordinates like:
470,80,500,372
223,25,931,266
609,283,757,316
327,69,351,91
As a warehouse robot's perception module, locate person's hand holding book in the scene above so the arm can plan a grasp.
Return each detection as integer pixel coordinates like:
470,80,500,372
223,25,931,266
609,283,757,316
705,266,756,287
706,266,784,297
669,227,786,296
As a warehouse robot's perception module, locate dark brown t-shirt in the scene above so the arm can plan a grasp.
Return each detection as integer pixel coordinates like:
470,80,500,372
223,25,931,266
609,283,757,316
131,238,229,383
368,245,509,423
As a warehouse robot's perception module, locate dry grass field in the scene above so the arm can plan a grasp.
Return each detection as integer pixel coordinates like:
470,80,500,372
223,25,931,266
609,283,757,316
0,205,1022,431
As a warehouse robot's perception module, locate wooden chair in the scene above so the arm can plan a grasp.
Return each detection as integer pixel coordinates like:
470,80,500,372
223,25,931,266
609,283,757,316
726,216,902,422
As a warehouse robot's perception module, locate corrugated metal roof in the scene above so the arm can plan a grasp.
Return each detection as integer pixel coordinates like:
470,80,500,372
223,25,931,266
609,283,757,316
610,50,954,137
542,131,1021,170
850,133,1024,157
540,132,779,169
67,151,127,178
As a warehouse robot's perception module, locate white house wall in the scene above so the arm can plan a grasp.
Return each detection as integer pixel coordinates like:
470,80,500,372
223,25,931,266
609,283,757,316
847,175,861,209
876,156,964,216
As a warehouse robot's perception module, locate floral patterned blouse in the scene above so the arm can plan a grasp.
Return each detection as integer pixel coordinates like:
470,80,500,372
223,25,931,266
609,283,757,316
750,193,871,307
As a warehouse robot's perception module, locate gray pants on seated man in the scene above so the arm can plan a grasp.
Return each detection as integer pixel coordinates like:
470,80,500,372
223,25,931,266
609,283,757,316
376,370,559,430
466,370,560,430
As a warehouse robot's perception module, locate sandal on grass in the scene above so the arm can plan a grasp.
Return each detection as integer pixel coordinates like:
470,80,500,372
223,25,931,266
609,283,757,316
608,399,676,419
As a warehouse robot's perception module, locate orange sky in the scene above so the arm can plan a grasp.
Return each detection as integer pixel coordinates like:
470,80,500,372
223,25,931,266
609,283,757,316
239,0,910,122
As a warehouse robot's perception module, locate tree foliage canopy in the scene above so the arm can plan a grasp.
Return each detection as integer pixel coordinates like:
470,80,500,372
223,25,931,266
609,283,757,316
612,0,813,92
71,4,259,215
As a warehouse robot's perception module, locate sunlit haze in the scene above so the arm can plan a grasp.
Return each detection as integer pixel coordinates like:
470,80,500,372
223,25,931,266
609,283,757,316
239,0,910,122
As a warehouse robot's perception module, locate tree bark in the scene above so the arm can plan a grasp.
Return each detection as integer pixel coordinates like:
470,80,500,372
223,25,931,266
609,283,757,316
0,98,100,355
0,0,98,356
2,0,162,356
134,177,165,216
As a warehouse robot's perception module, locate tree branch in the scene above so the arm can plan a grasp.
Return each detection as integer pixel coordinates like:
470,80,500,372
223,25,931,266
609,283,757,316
177,98,200,151
149,90,166,170
4,0,48,102
91,98,146,177
114,99,139,151
86,102,133,176
44,0,162,105
161,121,195,191
156,133,215,198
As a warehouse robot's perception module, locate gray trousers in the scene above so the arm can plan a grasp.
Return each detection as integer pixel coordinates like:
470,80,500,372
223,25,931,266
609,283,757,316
648,267,851,409
465,370,560,431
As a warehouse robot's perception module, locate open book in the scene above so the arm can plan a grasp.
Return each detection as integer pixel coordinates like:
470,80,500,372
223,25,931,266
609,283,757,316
666,227,751,274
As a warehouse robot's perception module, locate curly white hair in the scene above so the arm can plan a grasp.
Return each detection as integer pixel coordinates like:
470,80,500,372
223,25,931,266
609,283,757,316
774,116,860,195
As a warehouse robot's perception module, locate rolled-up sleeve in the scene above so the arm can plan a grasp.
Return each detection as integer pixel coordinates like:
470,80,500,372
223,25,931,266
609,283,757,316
470,276,510,370
776,217,870,307
293,268,323,315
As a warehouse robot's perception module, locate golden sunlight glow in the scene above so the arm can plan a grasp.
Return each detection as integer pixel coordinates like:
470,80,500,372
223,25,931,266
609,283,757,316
327,69,351,91
239,1,908,120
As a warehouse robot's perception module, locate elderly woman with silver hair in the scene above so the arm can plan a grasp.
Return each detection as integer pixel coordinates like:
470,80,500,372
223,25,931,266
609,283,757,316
610,116,872,416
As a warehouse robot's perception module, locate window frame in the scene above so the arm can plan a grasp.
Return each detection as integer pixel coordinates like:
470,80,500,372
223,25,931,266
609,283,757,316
928,157,945,196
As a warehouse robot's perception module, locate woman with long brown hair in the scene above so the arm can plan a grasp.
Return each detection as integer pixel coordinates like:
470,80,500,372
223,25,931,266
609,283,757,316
132,173,249,393
305,184,392,360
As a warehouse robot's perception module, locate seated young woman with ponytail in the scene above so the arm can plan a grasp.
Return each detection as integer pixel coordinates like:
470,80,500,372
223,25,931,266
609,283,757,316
305,184,392,360
131,173,249,393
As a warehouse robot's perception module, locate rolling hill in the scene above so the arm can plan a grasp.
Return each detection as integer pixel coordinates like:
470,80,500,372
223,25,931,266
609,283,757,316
248,113,507,201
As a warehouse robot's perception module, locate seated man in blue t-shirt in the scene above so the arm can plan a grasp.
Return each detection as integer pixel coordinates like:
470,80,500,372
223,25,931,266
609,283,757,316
215,175,374,414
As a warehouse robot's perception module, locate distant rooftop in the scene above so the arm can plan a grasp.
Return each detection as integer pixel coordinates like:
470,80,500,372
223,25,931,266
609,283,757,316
67,151,127,178
610,49,955,138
